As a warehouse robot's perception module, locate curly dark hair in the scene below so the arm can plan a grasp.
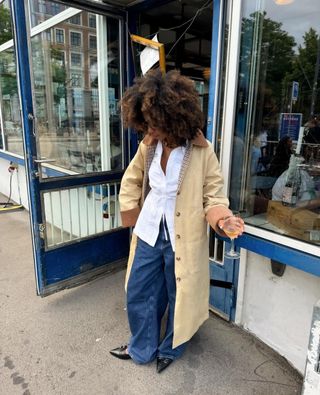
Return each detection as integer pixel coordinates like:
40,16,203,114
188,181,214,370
121,69,204,145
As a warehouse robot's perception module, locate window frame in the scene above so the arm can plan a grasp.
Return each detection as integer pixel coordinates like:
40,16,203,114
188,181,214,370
54,27,65,44
1,5,124,169
69,30,82,47
70,51,82,68
89,34,97,50
68,13,82,25
220,0,319,258
88,13,97,29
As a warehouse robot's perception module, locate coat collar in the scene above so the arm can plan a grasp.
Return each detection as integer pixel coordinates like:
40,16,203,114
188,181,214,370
142,129,208,148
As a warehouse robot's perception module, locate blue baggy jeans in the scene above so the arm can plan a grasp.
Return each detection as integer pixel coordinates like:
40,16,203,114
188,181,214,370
126,220,187,363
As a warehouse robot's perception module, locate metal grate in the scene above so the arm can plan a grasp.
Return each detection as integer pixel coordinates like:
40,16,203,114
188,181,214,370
43,182,121,248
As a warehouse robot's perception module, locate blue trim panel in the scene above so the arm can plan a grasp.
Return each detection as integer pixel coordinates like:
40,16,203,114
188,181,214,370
44,228,129,287
234,234,320,277
0,151,25,166
214,231,320,277
0,151,123,185
206,0,222,142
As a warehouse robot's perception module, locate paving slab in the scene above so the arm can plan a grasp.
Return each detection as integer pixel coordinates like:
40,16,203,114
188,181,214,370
0,207,302,395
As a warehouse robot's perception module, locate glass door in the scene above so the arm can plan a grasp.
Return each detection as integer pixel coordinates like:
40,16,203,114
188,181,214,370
11,0,129,296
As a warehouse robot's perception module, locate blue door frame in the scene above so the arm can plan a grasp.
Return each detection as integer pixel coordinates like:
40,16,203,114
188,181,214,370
10,0,130,296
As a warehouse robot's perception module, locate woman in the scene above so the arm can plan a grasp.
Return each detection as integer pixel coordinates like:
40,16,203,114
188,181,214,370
268,135,293,178
110,69,244,373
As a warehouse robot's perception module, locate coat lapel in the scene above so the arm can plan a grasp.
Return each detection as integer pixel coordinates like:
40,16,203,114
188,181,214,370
142,144,156,203
177,141,192,193
177,131,208,192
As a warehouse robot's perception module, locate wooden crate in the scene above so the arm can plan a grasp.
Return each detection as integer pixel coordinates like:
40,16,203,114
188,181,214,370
267,201,320,241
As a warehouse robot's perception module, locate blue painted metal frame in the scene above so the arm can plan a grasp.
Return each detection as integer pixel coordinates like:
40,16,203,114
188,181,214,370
207,0,240,322
44,230,129,285
0,151,25,166
206,0,222,143
213,233,320,278
235,234,320,278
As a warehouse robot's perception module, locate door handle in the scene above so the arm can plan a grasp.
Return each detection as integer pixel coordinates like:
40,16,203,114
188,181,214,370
34,159,56,164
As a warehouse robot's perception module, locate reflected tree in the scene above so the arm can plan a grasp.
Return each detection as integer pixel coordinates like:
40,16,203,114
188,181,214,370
284,28,320,119
254,13,295,135
0,4,12,45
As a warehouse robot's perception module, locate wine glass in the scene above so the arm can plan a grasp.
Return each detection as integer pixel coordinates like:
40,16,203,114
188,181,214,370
222,212,242,259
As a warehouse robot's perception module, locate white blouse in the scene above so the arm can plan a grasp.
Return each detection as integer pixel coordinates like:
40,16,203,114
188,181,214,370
133,140,186,251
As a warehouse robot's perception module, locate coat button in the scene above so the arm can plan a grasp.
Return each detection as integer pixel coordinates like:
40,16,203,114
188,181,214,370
176,212,181,217
176,234,181,239
177,191,181,195
176,277,181,282
176,257,181,261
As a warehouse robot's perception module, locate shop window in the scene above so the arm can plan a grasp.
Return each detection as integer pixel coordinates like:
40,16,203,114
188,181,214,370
55,28,64,44
131,1,214,136
70,31,81,47
29,13,122,175
230,0,320,246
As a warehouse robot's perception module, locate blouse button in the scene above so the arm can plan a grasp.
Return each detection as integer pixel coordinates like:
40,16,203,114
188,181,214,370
176,212,181,217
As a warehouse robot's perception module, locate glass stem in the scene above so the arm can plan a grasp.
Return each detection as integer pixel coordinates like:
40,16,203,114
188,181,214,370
230,238,235,255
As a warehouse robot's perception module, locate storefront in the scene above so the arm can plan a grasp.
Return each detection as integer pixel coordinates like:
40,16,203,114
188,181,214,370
0,0,319,374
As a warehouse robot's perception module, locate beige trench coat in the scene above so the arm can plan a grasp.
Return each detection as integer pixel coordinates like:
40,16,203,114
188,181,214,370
119,131,230,348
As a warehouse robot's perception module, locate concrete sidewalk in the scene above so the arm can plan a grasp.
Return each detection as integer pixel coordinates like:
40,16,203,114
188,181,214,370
0,208,302,395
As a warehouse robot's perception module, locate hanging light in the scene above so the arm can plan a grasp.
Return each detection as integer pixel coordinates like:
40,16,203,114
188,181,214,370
274,0,294,5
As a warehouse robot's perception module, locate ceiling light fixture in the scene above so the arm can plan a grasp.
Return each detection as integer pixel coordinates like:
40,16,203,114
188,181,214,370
274,0,294,5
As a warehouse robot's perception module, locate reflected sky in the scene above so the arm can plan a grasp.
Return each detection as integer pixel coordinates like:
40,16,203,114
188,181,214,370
245,0,320,47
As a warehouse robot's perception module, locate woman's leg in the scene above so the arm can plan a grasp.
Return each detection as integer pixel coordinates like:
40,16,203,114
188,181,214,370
126,236,168,364
157,237,187,360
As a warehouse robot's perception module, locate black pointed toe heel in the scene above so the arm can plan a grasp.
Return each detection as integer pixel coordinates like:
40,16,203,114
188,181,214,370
157,357,173,373
110,345,131,360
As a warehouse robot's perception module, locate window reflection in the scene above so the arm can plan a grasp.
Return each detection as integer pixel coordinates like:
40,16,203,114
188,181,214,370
28,0,67,28
231,0,320,246
0,1,20,153
30,10,123,175
0,49,23,154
